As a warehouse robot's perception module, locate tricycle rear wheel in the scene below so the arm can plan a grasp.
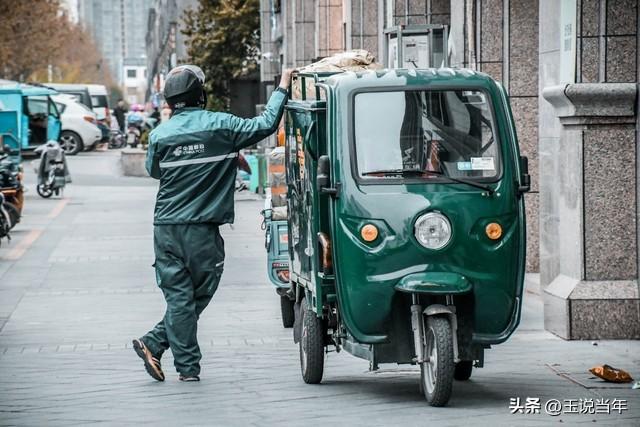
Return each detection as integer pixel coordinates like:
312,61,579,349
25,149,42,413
299,297,324,384
37,184,53,198
280,295,295,328
420,316,454,407
454,361,473,381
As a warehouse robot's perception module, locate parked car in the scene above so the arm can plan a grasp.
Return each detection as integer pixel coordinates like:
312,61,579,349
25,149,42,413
52,94,101,155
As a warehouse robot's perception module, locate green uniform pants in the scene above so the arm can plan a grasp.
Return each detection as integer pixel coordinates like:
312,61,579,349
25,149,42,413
142,224,224,376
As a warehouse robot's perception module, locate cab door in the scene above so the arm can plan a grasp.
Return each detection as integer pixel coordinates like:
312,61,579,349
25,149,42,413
47,96,61,141
285,107,314,281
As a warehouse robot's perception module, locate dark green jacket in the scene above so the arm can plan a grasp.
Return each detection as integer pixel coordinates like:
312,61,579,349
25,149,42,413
146,88,287,225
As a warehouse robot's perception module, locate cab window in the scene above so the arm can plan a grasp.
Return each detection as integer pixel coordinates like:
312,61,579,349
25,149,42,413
354,89,501,181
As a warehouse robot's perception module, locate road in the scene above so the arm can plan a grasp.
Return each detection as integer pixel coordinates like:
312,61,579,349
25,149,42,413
0,151,638,426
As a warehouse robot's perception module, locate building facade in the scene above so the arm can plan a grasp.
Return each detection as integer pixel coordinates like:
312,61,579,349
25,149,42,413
78,0,152,89
145,0,198,105
260,0,640,339
123,58,148,105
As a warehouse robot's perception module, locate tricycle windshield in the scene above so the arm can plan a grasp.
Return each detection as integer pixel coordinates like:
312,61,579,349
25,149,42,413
354,89,501,181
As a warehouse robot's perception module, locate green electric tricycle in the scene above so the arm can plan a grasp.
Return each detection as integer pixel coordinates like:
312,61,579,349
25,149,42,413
284,68,530,407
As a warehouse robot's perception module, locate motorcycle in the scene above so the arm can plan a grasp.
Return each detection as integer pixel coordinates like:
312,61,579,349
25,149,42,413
35,140,70,198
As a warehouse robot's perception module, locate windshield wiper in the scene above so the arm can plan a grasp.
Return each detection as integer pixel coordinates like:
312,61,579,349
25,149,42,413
423,169,495,195
362,168,494,195
362,169,426,177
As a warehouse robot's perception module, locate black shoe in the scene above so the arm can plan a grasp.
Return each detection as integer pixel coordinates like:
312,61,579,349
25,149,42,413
132,339,165,382
179,374,200,382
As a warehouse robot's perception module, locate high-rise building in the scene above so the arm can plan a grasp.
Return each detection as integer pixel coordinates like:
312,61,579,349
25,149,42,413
145,0,198,103
78,0,152,88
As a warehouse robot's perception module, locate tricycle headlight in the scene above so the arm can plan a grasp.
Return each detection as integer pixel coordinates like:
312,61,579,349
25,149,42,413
414,212,452,250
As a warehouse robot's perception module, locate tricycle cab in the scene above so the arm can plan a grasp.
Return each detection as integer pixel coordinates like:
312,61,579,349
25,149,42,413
0,83,61,159
285,68,529,405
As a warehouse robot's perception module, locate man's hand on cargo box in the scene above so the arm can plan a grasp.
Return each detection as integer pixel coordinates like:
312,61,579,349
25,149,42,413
279,69,294,90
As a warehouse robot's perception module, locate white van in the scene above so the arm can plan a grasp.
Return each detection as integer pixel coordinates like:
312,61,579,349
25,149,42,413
85,84,110,123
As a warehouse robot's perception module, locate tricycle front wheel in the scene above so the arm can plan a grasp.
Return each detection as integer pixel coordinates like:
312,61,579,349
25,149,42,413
420,316,454,407
299,298,324,384
280,295,295,328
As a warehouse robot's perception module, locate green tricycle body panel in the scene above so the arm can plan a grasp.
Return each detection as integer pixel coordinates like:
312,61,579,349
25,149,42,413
285,69,526,359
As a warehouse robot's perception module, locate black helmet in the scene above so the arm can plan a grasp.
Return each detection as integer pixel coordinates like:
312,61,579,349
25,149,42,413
163,65,206,109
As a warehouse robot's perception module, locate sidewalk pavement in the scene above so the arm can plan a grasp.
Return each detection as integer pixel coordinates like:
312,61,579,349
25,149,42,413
0,151,638,426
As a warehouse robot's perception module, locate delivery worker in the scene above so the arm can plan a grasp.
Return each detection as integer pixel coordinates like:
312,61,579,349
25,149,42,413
133,65,292,382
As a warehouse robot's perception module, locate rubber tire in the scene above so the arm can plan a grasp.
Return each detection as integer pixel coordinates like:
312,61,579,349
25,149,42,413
4,202,19,229
420,316,454,407
280,295,295,328
454,361,473,381
60,130,83,155
37,184,53,198
299,298,324,384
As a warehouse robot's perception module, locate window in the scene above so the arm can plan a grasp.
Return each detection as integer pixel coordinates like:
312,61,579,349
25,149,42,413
127,69,137,78
91,95,109,108
26,96,48,116
353,90,500,182
48,98,60,118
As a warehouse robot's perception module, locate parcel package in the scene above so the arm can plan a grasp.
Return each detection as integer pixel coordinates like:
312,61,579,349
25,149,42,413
293,50,382,100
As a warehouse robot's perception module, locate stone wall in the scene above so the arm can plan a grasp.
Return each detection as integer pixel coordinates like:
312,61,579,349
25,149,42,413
389,0,450,25
317,0,345,57
350,0,381,60
293,0,317,67
473,0,540,272
260,0,281,87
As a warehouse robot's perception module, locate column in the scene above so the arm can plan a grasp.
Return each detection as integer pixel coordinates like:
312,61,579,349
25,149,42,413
541,0,640,339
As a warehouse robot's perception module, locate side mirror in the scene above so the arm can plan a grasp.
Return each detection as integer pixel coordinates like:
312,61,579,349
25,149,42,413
317,155,330,191
317,155,338,197
518,156,531,194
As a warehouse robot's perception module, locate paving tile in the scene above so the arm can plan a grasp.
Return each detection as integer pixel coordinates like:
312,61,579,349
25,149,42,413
0,151,638,425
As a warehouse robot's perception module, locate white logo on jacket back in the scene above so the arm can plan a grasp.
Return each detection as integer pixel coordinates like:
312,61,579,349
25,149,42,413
172,144,205,157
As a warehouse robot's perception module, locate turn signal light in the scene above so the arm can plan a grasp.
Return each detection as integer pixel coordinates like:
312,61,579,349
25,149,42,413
485,222,503,240
361,224,379,242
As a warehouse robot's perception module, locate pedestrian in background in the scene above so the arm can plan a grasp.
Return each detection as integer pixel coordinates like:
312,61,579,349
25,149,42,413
132,65,292,382
113,99,127,132
149,106,160,127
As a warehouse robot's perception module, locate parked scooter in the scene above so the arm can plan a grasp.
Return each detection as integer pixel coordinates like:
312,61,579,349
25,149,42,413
35,140,71,198
126,113,144,148
109,129,126,149
0,193,13,244
0,144,22,228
